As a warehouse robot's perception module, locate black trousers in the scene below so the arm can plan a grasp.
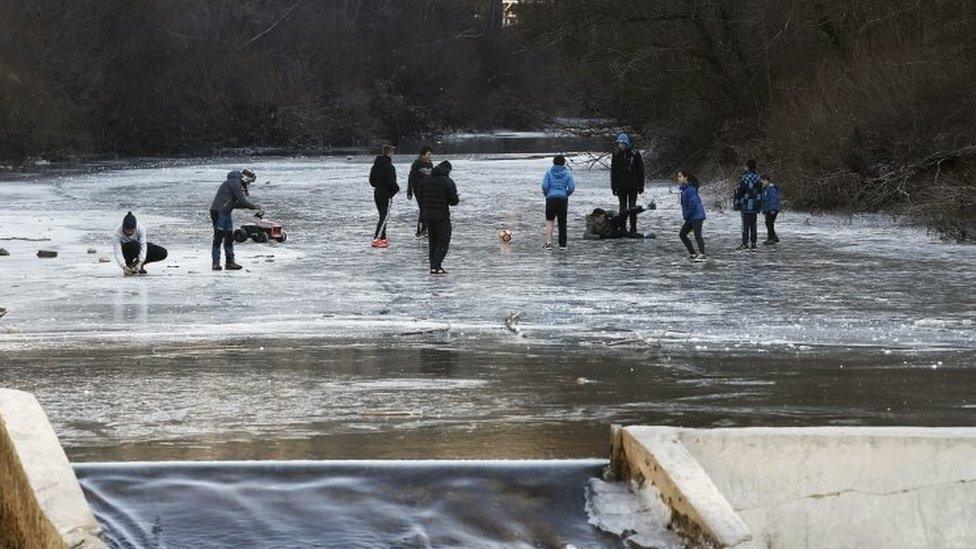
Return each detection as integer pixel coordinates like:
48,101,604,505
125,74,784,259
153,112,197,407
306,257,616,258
121,241,168,266
765,212,779,241
426,218,452,270
741,212,758,246
374,192,390,240
679,220,705,255
415,204,427,236
545,198,568,247
618,192,639,232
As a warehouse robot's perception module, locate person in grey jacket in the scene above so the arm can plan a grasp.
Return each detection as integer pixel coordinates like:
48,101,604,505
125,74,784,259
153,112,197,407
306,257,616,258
112,211,167,275
210,169,261,271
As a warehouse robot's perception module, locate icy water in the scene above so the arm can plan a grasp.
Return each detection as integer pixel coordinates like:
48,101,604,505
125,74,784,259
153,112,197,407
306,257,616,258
75,460,615,548
2,139,976,547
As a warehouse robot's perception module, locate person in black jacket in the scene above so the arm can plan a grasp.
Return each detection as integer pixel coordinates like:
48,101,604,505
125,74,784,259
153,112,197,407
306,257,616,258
610,132,646,236
420,161,459,274
369,144,399,247
407,146,434,237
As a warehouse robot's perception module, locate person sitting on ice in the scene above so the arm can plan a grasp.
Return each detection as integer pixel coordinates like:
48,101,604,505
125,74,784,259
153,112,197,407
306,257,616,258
583,203,655,240
112,211,168,276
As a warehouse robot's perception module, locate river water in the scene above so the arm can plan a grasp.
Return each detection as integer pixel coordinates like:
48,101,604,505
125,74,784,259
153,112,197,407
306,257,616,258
2,133,975,547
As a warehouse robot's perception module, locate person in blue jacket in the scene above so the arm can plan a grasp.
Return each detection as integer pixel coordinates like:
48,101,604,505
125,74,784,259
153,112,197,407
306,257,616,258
733,159,764,250
678,170,707,261
761,178,781,244
542,155,575,249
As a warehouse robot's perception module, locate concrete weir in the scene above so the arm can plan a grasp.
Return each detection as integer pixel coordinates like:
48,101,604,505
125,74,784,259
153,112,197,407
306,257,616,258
0,389,104,548
611,425,976,548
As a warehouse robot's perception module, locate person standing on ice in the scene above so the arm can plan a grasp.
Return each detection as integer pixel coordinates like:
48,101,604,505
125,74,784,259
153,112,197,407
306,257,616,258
677,171,707,261
733,159,764,251
369,144,400,248
542,155,575,249
420,161,459,274
210,169,261,271
112,211,168,275
610,132,645,237
761,177,781,245
407,146,433,238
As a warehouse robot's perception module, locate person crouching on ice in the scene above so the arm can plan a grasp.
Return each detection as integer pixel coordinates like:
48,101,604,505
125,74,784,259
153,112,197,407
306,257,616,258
113,211,168,276
210,169,262,271
583,206,648,240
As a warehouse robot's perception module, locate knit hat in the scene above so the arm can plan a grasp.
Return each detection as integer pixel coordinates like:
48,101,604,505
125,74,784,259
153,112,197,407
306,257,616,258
616,132,632,149
122,211,137,230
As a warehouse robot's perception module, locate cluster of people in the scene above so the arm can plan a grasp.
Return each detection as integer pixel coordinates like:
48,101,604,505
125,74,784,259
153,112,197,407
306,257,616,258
107,133,783,277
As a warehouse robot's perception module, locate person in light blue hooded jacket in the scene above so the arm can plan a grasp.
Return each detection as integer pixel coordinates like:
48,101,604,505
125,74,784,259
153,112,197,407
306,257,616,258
542,155,575,249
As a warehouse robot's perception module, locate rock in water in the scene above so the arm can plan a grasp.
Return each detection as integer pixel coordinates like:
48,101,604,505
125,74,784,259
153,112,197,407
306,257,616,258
36,250,58,258
0,307,6,319
98,256,111,263
0,248,9,256
87,248,97,254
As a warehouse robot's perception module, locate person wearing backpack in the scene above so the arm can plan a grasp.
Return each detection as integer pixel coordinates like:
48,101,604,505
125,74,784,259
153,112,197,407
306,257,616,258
733,159,763,251
761,177,781,244
678,171,707,261
610,132,645,236
542,155,575,249
369,144,399,248
407,146,434,237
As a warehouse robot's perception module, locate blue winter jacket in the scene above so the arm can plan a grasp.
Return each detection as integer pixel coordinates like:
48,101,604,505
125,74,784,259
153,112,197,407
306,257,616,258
542,165,575,200
734,170,763,214
762,183,781,213
680,184,706,221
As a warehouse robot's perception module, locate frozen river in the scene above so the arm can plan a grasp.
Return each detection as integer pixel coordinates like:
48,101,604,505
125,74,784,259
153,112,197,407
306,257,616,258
1,150,974,461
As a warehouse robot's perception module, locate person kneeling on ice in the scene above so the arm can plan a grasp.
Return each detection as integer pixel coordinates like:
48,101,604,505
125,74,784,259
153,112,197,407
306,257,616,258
582,205,650,240
113,211,168,276
420,161,459,274
678,171,707,261
761,177,781,245
542,155,575,249
210,169,262,271
370,144,400,248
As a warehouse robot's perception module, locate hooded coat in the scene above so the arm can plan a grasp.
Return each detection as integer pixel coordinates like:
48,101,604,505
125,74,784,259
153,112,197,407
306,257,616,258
210,171,258,215
734,170,763,214
680,184,707,221
611,134,645,195
407,158,432,201
542,165,575,199
420,161,459,222
762,183,781,213
369,155,400,198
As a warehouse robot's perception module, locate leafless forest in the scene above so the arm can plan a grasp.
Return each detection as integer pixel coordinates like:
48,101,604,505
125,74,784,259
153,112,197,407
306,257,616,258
1,0,974,237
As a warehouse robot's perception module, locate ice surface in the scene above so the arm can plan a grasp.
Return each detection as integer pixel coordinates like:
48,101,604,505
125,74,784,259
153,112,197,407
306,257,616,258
585,478,685,548
2,153,975,353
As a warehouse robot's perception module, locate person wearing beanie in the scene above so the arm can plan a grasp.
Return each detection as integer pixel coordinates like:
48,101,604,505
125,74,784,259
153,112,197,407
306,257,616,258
420,160,459,274
369,144,399,248
112,211,168,275
210,169,261,270
610,132,646,236
542,154,575,249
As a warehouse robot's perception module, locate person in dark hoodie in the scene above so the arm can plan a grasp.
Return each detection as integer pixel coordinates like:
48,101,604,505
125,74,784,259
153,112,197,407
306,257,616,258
210,169,261,271
420,161,459,274
610,132,646,236
542,155,575,249
369,144,400,248
407,146,434,237
582,206,648,240
677,170,707,261
733,159,764,251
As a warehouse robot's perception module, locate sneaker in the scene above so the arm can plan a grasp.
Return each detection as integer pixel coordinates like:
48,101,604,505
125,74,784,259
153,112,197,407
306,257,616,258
735,245,749,251
544,242,553,249
762,239,776,246
225,262,243,270
688,254,697,261
138,268,148,274
693,254,708,262
371,239,389,248
749,244,757,251
212,263,223,271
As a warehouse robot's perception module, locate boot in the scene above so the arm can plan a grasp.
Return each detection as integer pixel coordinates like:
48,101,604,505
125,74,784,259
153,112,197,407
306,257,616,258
212,263,223,271
225,262,243,270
